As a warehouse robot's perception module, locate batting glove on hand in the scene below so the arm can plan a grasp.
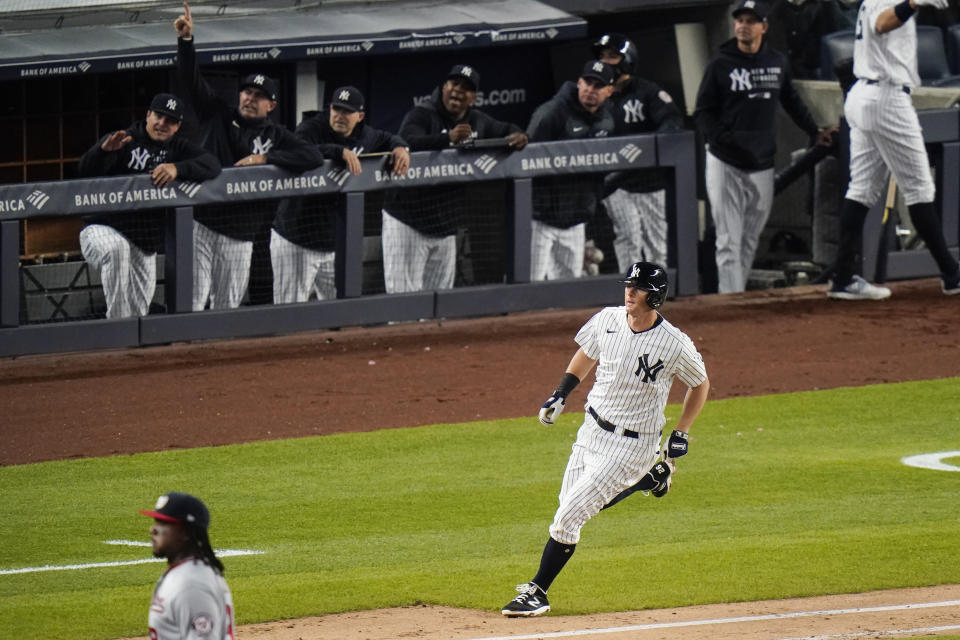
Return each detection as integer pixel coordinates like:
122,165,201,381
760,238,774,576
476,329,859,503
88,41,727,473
915,0,949,9
665,429,689,458
538,394,565,426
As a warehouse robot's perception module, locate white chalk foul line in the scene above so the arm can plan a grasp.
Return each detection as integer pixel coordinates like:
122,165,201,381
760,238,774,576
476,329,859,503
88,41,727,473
468,599,960,640
0,539,264,575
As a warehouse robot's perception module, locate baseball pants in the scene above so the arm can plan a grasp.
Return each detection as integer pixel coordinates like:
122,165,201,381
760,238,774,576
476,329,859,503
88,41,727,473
530,220,585,281
192,221,251,311
844,81,935,207
603,188,668,270
381,210,455,294
269,229,336,303
549,413,660,545
705,151,774,293
79,224,156,319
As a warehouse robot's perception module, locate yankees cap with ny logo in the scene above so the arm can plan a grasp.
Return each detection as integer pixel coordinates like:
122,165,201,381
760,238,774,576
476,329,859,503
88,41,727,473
149,93,184,122
330,86,365,112
240,74,279,101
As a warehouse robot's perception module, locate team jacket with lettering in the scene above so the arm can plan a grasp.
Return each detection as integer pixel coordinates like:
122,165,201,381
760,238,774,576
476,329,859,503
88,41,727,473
177,37,323,240
576,307,707,435
526,81,616,229
693,38,818,171
384,87,522,237
78,120,221,253
148,558,235,640
273,113,407,250
606,76,684,194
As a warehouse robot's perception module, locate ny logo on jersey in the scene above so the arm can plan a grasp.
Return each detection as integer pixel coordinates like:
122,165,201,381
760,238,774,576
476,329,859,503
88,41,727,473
251,136,273,155
622,99,646,124
128,147,151,171
635,353,665,383
729,68,752,92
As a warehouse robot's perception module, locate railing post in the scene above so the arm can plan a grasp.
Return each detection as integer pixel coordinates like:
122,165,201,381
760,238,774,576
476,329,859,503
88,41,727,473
336,192,365,298
0,220,19,327
165,206,194,314
657,131,699,297
508,178,532,284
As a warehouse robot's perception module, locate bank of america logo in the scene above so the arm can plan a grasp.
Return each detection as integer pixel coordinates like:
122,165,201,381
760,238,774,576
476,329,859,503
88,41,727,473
453,34,466,44
361,41,374,51
177,181,202,198
26,190,49,209
78,61,91,73
268,48,281,59
546,28,559,39
619,143,643,162
474,155,497,174
327,167,351,186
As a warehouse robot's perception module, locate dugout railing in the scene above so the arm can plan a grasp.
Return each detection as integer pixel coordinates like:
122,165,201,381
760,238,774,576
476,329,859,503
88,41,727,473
0,134,699,357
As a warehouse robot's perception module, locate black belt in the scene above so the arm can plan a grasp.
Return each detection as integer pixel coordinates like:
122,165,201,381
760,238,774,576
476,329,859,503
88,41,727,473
588,406,639,439
864,79,911,95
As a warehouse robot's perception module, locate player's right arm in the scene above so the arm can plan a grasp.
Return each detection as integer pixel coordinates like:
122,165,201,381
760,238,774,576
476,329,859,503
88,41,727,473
174,3,222,121
538,348,597,426
876,0,948,33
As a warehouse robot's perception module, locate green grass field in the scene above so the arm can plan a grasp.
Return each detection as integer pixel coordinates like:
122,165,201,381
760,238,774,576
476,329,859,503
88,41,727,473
1,378,958,639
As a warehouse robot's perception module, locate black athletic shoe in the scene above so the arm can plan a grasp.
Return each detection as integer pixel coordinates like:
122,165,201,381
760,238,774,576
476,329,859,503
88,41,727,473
943,268,960,295
501,582,550,617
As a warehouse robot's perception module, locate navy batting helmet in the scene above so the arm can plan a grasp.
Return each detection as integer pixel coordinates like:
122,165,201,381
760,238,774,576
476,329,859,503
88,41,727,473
592,33,638,78
622,261,668,309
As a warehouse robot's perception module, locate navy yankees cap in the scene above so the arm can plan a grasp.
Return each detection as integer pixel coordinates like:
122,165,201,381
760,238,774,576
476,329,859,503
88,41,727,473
447,64,480,91
240,73,279,102
140,492,210,528
330,86,365,112
149,93,184,122
732,0,770,20
580,60,615,86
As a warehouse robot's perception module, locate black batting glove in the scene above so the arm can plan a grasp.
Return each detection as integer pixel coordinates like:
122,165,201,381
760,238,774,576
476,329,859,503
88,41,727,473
666,429,689,458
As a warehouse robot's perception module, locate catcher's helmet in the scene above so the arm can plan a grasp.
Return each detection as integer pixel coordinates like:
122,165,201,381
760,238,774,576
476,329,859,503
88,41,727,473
622,261,668,309
592,33,638,78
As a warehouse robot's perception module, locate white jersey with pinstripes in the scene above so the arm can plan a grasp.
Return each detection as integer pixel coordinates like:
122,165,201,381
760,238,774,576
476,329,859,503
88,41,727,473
853,0,919,87
576,307,707,435
148,558,235,640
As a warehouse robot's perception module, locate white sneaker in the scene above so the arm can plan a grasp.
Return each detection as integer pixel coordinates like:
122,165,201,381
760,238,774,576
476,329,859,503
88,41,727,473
943,268,960,295
827,275,891,300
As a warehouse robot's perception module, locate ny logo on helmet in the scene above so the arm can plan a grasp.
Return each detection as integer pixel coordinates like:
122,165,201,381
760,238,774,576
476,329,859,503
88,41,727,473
165,98,177,111
338,90,351,101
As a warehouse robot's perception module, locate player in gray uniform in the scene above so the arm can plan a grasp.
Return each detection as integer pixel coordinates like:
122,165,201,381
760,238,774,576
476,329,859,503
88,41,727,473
501,262,710,617
828,0,960,299
141,492,235,640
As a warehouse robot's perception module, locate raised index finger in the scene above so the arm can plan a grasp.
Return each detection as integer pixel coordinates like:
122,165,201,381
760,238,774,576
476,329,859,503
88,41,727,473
183,2,191,20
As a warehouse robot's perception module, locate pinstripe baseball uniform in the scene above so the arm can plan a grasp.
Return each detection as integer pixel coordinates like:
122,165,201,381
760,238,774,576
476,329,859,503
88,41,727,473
550,307,707,545
149,558,235,640
845,0,930,207
829,0,960,296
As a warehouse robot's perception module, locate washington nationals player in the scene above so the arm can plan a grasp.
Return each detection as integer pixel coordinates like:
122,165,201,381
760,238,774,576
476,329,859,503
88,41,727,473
501,262,710,616
141,492,235,640
828,0,960,299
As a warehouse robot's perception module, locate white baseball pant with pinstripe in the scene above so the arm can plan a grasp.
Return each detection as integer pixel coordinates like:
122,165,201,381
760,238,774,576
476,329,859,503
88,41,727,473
705,151,774,293
381,210,456,294
79,224,156,319
530,220,585,281
192,221,251,311
844,81,934,207
603,188,669,271
269,229,336,303
549,306,707,545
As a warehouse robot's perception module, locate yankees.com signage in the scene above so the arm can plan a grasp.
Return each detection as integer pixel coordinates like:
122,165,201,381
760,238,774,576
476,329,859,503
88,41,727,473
0,135,662,220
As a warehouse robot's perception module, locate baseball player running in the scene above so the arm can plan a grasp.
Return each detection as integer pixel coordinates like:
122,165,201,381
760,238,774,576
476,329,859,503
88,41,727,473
502,262,710,617
141,491,235,640
828,0,960,299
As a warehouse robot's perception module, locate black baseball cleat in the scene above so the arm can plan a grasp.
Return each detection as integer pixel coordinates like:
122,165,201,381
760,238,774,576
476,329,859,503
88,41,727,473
942,267,960,295
501,582,550,617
